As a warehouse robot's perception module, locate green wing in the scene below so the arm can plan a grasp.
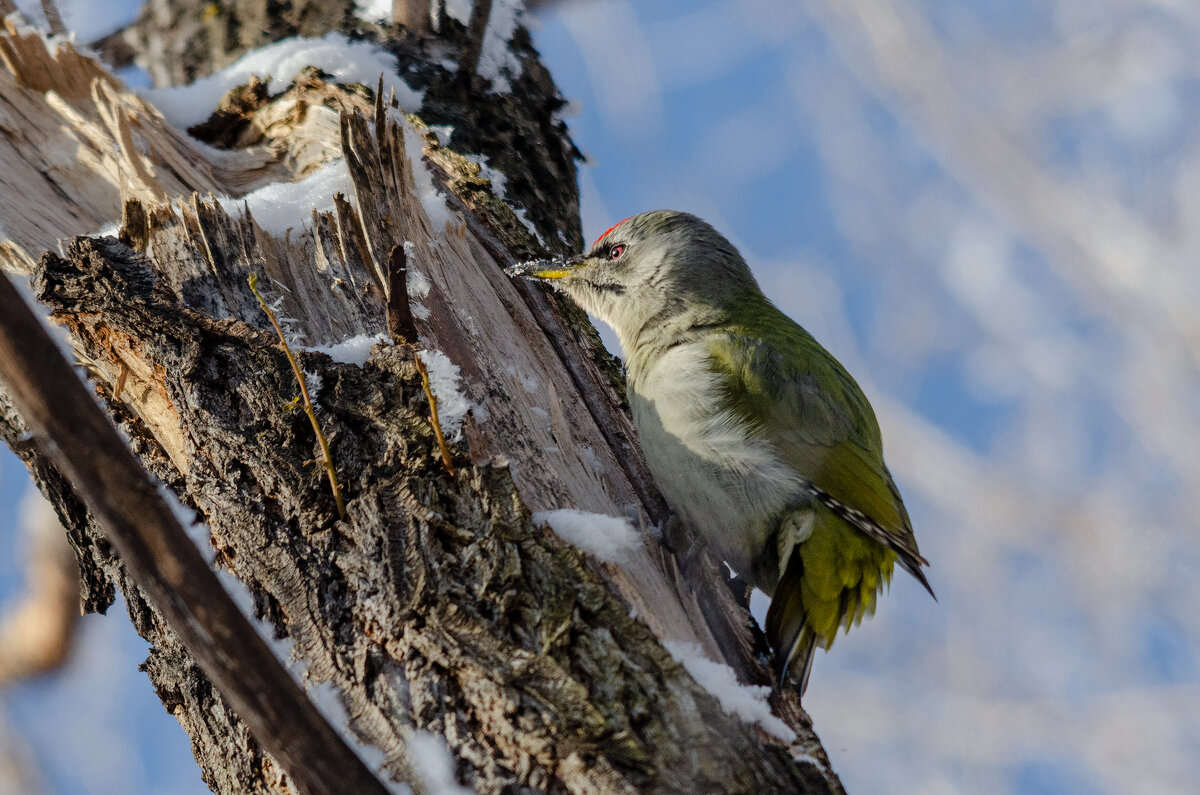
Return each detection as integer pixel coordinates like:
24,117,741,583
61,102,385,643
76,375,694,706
707,308,928,581
708,306,933,689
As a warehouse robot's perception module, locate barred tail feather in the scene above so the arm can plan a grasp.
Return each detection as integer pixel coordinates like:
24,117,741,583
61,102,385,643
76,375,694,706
802,482,936,601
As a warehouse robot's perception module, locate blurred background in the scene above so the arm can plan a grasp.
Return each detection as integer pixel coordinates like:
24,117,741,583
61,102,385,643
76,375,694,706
2,0,1198,792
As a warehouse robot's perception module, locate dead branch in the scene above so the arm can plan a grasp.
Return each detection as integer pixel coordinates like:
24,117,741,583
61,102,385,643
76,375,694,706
0,272,392,795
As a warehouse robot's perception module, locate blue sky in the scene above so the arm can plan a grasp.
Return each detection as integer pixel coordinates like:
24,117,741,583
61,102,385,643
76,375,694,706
3,1,1199,793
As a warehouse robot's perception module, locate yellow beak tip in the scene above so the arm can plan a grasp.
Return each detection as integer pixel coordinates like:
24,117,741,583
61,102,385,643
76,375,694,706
530,269,570,279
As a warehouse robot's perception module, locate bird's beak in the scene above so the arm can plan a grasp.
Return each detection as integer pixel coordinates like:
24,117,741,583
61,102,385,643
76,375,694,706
508,255,587,280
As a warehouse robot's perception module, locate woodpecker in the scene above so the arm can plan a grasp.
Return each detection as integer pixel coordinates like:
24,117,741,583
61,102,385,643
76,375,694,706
515,210,933,692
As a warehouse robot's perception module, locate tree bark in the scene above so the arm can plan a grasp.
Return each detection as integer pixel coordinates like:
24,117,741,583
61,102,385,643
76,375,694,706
0,5,845,793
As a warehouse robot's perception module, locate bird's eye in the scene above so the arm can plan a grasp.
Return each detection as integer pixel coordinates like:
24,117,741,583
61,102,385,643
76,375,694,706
608,244,626,260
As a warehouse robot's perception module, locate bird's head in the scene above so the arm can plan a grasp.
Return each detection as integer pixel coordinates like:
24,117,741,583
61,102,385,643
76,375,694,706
513,210,761,348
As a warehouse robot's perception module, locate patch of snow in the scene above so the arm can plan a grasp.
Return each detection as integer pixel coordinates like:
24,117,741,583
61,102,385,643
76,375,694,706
512,205,544,246
428,125,454,146
417,349,470,441
354,0,392,22
304,370,323,397
219,158,354,236
532,508,641,564
478,0,523,93
444,0,473,25
398,117,453,234
662,641,795,743
263,291,308,348
401,241,433,319
470,399,490,424
517,373,539,393
404,244,432,298
142,32,423,129
579,445,603,472
406,731,472,795
465,154,507,198
460,153,542,245
304,333,390,366
407,287,430,315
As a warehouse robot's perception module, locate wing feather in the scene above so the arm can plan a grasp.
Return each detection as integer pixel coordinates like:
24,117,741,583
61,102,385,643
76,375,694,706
706,313,932,594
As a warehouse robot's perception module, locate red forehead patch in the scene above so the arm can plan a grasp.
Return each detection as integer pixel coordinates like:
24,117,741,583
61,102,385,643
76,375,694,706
592,216,632,249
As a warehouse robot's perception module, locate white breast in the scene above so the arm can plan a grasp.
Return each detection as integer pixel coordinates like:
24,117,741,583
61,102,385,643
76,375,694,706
629,342,800,577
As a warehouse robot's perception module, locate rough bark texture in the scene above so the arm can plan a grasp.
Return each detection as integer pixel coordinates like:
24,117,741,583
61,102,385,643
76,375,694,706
0,263,392,795
0,4,846,793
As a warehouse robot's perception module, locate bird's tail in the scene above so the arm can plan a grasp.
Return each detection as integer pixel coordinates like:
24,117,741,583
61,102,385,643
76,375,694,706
766,512,896,693
765,551,819,693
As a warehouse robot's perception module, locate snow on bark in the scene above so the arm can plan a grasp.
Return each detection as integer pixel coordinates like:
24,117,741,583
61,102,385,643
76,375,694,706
143,32,423,128
533,508,642,564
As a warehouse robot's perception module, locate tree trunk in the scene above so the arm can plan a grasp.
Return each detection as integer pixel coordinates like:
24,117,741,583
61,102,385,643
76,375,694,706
0,4,844,793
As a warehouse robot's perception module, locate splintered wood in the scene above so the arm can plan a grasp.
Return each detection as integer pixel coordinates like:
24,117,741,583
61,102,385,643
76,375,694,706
0,22,328,273
142,104,719,654
0,22,721,654
0,26,834,788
